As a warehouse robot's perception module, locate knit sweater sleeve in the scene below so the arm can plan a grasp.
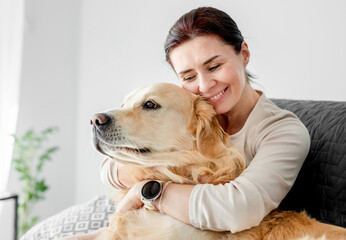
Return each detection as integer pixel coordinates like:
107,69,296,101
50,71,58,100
189,106,310,233
100,158,127,190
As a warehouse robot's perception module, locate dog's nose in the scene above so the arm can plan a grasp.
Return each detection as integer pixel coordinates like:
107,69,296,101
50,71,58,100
90,113,110,126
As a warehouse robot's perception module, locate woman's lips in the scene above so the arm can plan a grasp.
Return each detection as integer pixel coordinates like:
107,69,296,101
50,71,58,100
208,87,228,103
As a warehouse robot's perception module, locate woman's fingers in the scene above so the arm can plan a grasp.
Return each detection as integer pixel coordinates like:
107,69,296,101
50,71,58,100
115,180,148,213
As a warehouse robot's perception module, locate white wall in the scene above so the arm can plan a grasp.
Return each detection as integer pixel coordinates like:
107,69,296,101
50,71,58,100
6,0,80,230
5,0,346,231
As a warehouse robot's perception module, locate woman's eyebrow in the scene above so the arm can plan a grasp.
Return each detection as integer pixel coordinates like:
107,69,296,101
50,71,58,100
178,55,221,75
203,55,221,65
178,69,193,75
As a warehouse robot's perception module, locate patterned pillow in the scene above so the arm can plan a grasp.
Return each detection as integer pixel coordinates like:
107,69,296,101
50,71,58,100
21,195,116,240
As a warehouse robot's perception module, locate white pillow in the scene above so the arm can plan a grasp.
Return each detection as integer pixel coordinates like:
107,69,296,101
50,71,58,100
21,195,115,240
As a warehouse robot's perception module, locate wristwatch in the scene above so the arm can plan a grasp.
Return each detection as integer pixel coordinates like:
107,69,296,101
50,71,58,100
141,180,163,210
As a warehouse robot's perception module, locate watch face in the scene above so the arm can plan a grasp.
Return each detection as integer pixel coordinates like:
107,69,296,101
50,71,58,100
142,181,161,199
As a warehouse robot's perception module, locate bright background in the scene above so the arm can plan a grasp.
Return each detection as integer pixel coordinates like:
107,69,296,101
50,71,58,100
3,0,346,235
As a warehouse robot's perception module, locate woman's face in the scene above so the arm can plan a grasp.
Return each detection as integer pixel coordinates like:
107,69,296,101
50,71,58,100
169,35,250,115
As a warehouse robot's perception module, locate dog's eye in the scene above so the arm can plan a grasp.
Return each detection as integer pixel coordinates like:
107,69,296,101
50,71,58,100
143,101,160,110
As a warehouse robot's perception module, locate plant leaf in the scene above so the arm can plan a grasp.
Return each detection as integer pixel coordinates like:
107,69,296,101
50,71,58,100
35,180,49,192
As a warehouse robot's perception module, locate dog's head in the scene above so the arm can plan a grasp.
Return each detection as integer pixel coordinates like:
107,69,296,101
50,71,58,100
91,83,230,166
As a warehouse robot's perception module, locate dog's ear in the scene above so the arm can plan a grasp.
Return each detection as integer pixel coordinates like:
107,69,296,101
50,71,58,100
193,96,230,158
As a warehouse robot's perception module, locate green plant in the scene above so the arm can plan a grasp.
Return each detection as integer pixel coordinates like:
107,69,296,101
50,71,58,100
12,127,59,238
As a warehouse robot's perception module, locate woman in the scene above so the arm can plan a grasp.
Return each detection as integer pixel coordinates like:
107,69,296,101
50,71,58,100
102,6,310,233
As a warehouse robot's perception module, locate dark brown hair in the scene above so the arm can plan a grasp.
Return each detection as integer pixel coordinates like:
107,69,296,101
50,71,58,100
164,7,253,79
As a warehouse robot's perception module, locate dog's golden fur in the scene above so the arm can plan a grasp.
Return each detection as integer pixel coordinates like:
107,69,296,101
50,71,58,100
91,83,345,240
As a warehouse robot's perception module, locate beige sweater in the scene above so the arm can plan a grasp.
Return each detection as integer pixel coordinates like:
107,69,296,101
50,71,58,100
189,94,310,233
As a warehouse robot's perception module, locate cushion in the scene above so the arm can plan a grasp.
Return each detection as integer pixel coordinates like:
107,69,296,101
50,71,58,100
21,195,115,240
273,99,346,228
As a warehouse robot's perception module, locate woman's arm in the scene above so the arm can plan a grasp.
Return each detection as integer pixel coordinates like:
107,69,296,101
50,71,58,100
100,159,148,189
188,116,310,233
117,163,147,188
115,181,194,225
101,160,194,225
114,167,194,226
156,183,194,225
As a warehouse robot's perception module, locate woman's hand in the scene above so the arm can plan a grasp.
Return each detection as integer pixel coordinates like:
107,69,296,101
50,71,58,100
117,164,148,188
115,179,194,227
115,180,149,213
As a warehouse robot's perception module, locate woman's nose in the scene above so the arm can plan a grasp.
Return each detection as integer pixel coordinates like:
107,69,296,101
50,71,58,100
198,74,216,93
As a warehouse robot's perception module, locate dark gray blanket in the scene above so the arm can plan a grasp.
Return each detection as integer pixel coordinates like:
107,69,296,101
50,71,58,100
272,99,346,228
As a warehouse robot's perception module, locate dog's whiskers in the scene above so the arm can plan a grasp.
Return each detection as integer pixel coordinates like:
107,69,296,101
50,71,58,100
126,136,150,153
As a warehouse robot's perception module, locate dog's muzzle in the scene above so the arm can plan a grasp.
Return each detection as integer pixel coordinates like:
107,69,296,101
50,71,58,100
90,112,151,157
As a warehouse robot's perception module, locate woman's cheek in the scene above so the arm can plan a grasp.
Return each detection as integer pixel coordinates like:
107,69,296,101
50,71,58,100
182,82,199,94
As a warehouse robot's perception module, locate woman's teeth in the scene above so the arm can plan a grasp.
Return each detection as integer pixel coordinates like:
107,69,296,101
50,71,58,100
209,89,226,101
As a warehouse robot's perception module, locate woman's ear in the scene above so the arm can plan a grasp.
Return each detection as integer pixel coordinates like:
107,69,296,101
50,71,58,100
193,97,230,158
241,41,250,67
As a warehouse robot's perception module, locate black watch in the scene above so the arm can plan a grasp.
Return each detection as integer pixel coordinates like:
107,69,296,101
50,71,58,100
140,180,163,210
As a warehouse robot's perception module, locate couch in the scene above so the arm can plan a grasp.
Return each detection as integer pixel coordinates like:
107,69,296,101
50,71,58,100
21,99,346,239
272,99,346,227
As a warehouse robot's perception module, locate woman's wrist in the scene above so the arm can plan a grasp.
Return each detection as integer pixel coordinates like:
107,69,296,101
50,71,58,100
156,181,173,213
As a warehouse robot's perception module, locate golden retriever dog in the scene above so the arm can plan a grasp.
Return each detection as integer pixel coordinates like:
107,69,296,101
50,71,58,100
88,83,345,240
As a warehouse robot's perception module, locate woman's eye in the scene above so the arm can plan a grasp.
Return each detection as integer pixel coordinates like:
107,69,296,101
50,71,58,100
209,64,220,71
143,101,160,110
183,75,196,81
